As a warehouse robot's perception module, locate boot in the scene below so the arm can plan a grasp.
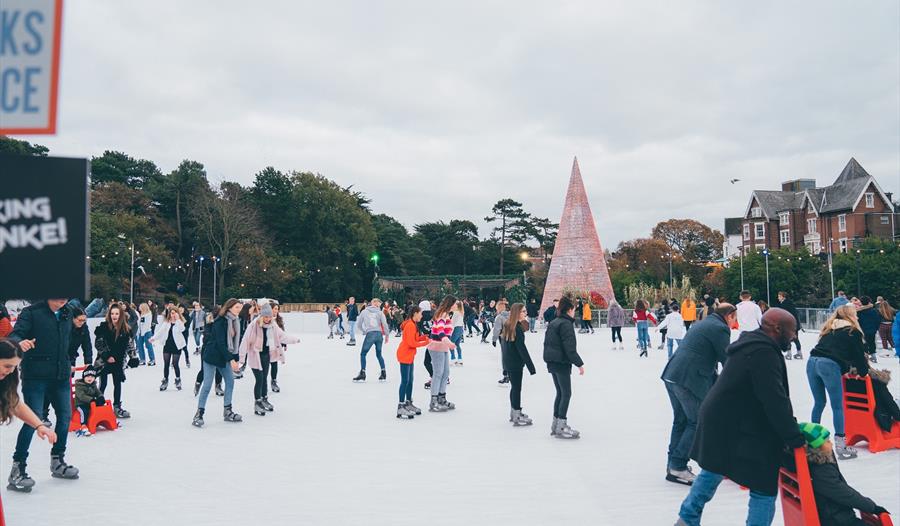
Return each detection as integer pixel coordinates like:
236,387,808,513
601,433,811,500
215,383,225,396
50,455,80,479
510,409,533,427
438,393,455,410
793,350,803,360
554,419,580,439
160,378,168,391
405,400,422,415
7,461,35,492
261,397,274,411
396,403,414,419
271,379,280,393
784,352,793,361
254,400,267,416
192,408,205,427
352,370,366,383
114,404,131,419
378,369,387,382
175,377,182,391
423,379,431,390
223,404,242,422
429,395,448,412
666,466,695,486
834,435,858,460
550,417,560,436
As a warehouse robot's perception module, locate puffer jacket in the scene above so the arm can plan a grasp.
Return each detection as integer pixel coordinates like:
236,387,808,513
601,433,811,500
870,369,900,432
74,379,104,406
809,321,869,376
856,305,880,337
542,313,583,369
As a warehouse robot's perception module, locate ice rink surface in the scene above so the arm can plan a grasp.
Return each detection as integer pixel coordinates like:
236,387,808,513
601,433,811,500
2,313,898,526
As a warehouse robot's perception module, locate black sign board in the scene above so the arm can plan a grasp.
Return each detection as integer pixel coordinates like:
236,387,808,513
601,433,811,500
0,154,90,299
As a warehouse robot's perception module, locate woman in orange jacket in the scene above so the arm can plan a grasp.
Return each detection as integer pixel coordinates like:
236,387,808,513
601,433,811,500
680,297,697,330
396,306,431,419
581,303,594,334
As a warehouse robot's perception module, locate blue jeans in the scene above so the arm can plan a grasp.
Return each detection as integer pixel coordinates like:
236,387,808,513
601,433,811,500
14,378,72,462
450,327,464,361
197,361,235,409
399,363,414,402
528,317,536,331
360,332,385,370
136,330,155,362
679,469,777,526
348,320,356,341
430,351,450,396
807,356,845,435
637,321,650,349
664,382,701,471
666,338,682,359
193,329,202,349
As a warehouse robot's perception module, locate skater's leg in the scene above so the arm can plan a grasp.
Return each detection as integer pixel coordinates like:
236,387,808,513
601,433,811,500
553,372,572,419
359,332,375,370
46,379,72,457
670,384,701,471
806,357,827,424
146,335,156,363
746,490,777,526
437,351,450,393
508,367,523,410
405,364,414,402
665,382,688,470
172,351,181,379
136,333,146,362
99,372,108,395
196,368,204,385
817,358,845,435
163,352,172,380
270,361,278,381
424,350,433,377
77,403,91,425
374,335,385,370
13,379,47,463
398,364,409,403
450,327,463,361
112,375,123,406
252,366,265,400
221,365,235,407
667,338,674,359
551,372,562,418
259,353,270,398
197,362,216,409
677,469,724,526
215,368,223,385
182,346,190,365
431,352,447,396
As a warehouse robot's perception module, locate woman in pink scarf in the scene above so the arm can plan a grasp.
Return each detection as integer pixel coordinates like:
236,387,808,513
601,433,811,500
239,303,299,416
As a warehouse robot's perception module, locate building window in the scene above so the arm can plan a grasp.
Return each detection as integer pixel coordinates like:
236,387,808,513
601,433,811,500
779,212,789,225
807,218,817,233
754,223,765,239
780,230,790,246
838,214,846,232
751,207,762,218
881,215,890,225
743,224,750,240
839,238,848,253
755,244,766,251
865,193,874,208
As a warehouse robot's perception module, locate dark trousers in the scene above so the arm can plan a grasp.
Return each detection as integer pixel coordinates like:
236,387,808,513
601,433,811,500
423,350,433,377
481,322,491,341
791,337,801,352
182,346,191,365
76,402,92,425
684,321,693,331
863,334,876,356
466,317,479,336
163,351,181,380
99,369,123,405
252,351,271,400
550,371,572,419
399,363,414,402
665,382,701,471
508,366,524,410
270,361,278,380
611,326,623,342
14,378,71,462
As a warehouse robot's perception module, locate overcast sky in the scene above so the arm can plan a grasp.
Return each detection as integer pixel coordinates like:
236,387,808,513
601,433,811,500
22,1,900,249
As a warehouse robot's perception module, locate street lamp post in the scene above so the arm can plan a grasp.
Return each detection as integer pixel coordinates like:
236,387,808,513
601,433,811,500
762,248,771,305
668,252,674,294
198,256,204,304
739,245,745,291
129,242,135,305
854,249,861,296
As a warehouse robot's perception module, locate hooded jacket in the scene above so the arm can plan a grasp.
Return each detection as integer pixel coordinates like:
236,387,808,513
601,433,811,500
74,378,104,406
870,369,900,432
856,304,881,336
68,322,94,367
396,319,429,364
357,305,388,335
809,321,869,376
805,446,879,526
491,310,510,344
690,329,805,495
607,303,625,328
501,324,536,375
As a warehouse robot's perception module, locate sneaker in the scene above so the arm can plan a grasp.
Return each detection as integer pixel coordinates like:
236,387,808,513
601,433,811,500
76,425,92,438
666,467,695,486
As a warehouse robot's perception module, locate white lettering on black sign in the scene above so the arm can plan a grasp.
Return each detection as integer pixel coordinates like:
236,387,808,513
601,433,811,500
0,197,68,252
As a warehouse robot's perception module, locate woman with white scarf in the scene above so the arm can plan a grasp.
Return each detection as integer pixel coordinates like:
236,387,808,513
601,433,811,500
239,303,300,416
192,299,244,428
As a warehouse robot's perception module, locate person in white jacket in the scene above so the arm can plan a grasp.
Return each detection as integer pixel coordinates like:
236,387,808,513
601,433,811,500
656,304,686,359
150,308,187,391
136,303,156,366
735,290,763,333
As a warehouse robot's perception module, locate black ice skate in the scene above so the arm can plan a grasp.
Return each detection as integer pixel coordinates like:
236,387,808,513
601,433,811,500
175,377,182,390
260,397,274,412
215,383,225,396
404,400,422,415
194,381,201,397
192,408,205,427
352,370,366,383
271,380,280,393
254,400,267,416
160,379,168,391
114,404,131,419
396,403,415,419
378,369,387,382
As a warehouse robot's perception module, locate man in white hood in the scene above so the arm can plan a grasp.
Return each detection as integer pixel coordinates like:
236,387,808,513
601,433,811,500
351,298,390,383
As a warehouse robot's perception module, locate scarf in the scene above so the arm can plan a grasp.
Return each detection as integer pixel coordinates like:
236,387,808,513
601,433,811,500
225,312,240,354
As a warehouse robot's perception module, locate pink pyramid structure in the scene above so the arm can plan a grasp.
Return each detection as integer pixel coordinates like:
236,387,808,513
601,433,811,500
540,157,616,313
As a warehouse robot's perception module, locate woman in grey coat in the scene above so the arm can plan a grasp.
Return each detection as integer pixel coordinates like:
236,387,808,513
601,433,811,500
608,300,626,350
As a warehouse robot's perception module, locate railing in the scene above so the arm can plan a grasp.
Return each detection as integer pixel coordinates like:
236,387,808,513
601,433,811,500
573,308,830,330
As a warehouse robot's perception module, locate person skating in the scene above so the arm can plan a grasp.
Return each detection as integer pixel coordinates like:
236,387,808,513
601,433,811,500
73,367,105,437
877,299,896,352
270,302,287,393
656,304,686,359
345,297,359,346
542,296,584,439
501,303,537,426
776,291,804,359
351,298,390,383
1,338,60,492
427,296,458,411
526,298,539,333
736,290,763,333
450,300,465,366
327,305,338,339
188,301,206,355
491,300,511,385
41,307,94,427
418,298,435,389
94,304,137,419
136,302,156,365
581,301,594,334
151,307,187,392
856,297,881,363
239,303,300,416
479,300,496,343
632,300,657,356
607,300,625,350
543,299,558,326
192,299,244,427
395,307,430,418
681,296,697,330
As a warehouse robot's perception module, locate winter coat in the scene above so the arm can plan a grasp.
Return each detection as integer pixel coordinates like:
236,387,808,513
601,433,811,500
776,298,801,329
856,305,880,337
501,324,536,374
188,309,206,332
396,319,429,364
681,300,698,322
152,320,187,353
68,323,93,366
74,379,104,406
239,319,300,370
582,304,592,321
201,316,235,368
829,296,850,312
894,316,900,353
93,323,135,382
657,312,685,339
632,309,657,324
526,302,539,318
542,313,583,372
804,446,879,526
809,323,869,376
660,314,731,400
542,305,557,323
9,301,73,381
607,304,625,328
691,329,805,495
126,308,139,336
491,311,510,344
137,313,154,335
870,369,900,432
346,303,359,322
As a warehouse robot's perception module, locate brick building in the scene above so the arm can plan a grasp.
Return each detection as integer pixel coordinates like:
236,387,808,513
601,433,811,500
739,158,897,254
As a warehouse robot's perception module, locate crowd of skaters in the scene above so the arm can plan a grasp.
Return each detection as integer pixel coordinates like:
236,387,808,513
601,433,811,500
1,287,898,525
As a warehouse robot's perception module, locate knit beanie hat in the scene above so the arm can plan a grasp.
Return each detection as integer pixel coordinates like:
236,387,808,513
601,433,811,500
82,366,98,379
798,422,831,449
258,303,273,318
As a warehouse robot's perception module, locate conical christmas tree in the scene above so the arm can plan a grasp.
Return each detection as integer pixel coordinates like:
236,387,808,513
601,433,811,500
540,157,615,313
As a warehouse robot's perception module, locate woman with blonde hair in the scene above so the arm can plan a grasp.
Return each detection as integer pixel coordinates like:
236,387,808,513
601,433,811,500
136,302,156,366
877,299,896,351
807,305,869,460
501,303,536,426
151,307,187,391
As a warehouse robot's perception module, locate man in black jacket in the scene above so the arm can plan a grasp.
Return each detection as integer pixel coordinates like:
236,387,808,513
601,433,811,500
8,299,81,491
776,291,803,360
675,309,806,526
660,303,736,486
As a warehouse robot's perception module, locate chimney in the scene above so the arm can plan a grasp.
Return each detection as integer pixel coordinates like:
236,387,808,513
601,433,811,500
782,179,817,192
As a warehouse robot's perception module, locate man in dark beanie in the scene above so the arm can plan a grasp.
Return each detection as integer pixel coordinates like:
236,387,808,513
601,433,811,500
675,308,806,526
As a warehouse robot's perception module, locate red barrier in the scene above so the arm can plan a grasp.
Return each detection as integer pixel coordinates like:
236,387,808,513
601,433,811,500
843,375,900,453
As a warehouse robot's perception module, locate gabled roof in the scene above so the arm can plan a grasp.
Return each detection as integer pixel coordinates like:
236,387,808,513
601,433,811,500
833,157,870,185
819,177,872,214
748,190,804,219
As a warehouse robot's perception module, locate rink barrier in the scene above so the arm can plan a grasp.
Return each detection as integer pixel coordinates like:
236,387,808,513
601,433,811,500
68,366,118,434
843,375,900,453
779,447,893,526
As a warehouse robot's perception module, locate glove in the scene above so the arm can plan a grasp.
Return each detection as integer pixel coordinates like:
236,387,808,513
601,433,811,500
873,506,889,515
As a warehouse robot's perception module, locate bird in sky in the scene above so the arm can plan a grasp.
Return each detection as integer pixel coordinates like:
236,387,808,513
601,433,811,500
729,179,740,184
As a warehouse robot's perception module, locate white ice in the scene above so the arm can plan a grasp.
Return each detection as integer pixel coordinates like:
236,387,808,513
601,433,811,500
2,314,898,526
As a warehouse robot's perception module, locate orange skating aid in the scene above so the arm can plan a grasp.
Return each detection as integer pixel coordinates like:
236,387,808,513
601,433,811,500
843,375,900,453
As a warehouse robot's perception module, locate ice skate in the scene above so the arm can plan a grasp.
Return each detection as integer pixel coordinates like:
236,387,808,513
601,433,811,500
233,370,244,379
261,397,274,411
76,425,92,438
215,383,225,396
554,419,580,439
7,461,35,492
40,416,52,428
834,435,858,460
550,417,559,436
271,379,280,393
192,408,205,427
175,377,182,390
666,466,695,486
497,375,510,387
148,360,156,366
50,455,79,479
510,409,533,426
223,404,242,422
639,348,648,358
869,354,878,363
347,339,356,346
254,400,267,416
185,360,191,369
352,370,366,383
438,393,455,410
114,404,131,419
160,379,168,391
404,400,422,415
784,351,792,360
429,395,449,412
423,379,431,390
396,403,415,419
793,351,803,360
657,344,664,350
378,369,387,382
194,381,201,396
618,343,624,350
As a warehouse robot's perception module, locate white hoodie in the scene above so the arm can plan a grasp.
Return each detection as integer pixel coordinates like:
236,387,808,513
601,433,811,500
657,311,685,339
736,300,762,332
